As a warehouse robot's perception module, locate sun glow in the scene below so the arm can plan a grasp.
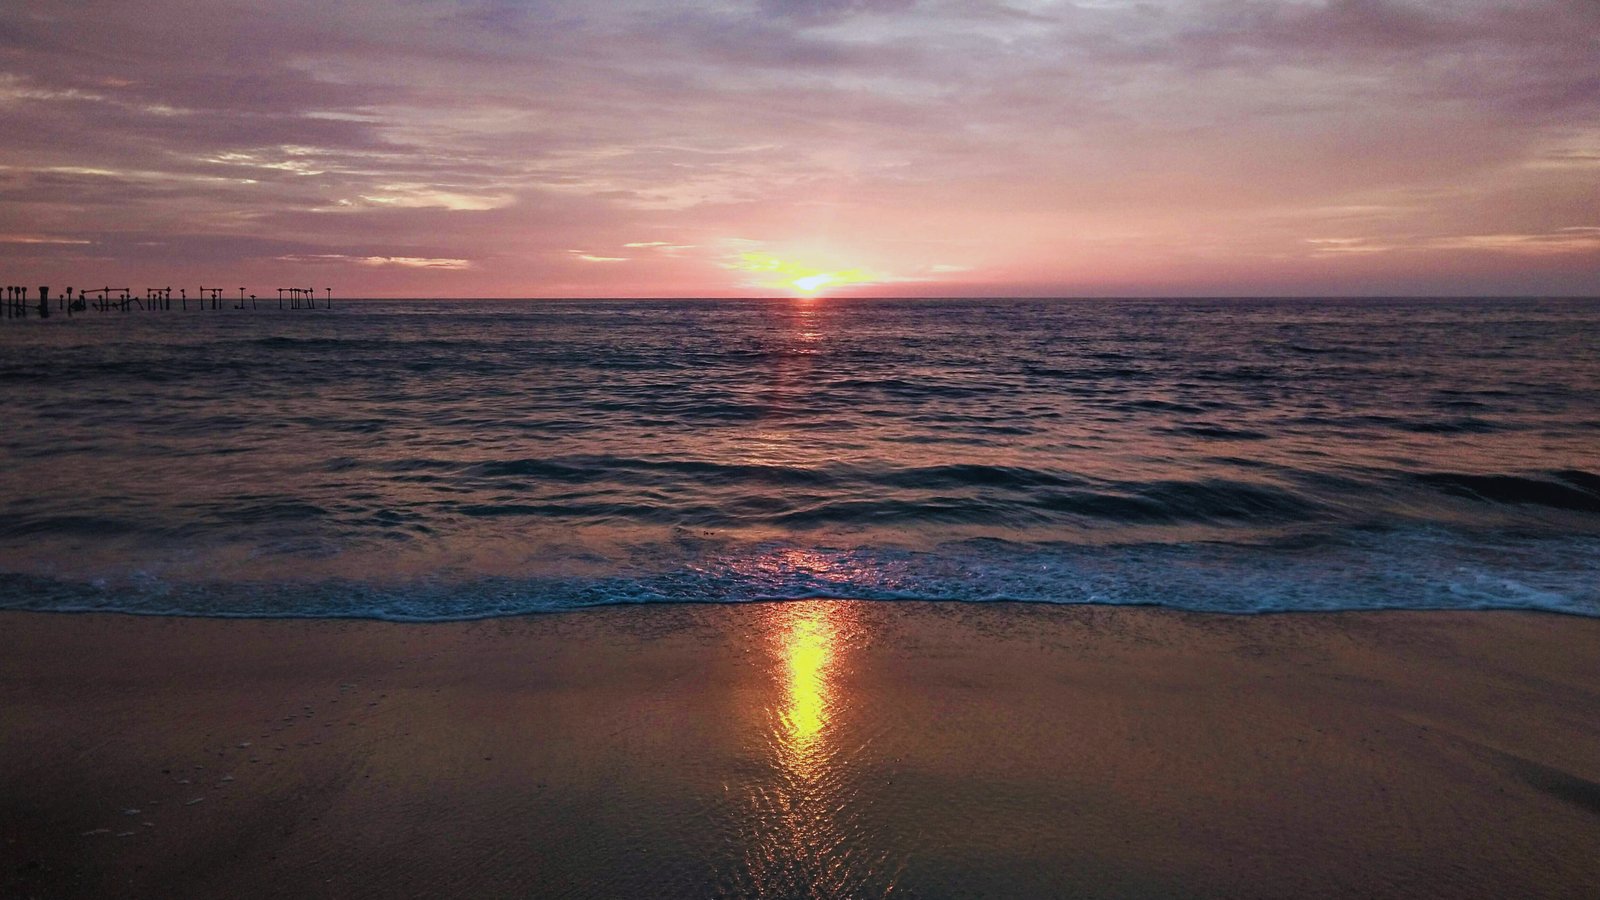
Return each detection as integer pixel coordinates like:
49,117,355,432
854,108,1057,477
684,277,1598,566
727,250,875,296
791,273,835,293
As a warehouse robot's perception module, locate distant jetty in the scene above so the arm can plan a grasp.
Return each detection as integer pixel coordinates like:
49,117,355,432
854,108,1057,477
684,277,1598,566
3,285,334,320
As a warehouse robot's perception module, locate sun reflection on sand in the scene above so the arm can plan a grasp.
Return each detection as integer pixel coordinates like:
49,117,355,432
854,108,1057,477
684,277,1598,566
731,599,889,896
776,601,836,765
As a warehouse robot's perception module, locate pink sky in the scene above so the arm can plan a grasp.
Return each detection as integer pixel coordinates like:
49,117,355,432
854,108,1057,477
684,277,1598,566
2,0,1597,297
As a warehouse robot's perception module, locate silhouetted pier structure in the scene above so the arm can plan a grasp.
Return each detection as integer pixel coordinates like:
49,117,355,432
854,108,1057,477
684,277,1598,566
7,286,55,318
78,288,132,312
278,288,330,310
3,284,333,320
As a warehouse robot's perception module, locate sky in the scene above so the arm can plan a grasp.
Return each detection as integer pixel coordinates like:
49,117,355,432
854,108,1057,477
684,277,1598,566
1,0,1597,298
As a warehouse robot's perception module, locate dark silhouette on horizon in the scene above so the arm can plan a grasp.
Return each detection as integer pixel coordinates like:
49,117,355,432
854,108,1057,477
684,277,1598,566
2,282,334,319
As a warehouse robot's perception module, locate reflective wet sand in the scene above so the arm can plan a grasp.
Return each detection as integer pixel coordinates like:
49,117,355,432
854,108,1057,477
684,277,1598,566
724,601,900,897
5,603,1600,898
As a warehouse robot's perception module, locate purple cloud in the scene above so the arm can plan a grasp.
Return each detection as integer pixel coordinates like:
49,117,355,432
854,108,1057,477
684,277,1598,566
0,0,1594,295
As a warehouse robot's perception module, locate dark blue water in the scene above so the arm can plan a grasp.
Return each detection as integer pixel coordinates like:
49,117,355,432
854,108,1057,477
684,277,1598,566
1,298,1596,618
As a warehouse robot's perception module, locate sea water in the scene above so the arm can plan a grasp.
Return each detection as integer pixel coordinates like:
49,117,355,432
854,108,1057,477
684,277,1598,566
0,297,1595,618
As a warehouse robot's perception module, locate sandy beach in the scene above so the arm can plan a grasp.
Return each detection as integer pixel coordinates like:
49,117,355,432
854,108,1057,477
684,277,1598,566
3,602,1599,898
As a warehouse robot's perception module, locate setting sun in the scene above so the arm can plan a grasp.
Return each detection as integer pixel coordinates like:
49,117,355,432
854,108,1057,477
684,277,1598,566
791,273,834,293
726,250,877,296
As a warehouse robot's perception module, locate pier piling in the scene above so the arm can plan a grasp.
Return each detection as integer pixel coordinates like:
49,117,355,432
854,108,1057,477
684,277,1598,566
3,281,336,320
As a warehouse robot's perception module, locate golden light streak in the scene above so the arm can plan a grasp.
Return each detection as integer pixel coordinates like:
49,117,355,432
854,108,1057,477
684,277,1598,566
737,598,871,894
778,603,834,751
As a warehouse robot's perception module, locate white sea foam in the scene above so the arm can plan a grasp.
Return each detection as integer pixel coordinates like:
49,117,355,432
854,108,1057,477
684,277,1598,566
2,529,1596,619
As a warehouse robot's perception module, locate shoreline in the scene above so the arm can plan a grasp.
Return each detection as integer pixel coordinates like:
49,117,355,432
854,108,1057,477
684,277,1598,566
8,594,1600,624
5,602,1599,897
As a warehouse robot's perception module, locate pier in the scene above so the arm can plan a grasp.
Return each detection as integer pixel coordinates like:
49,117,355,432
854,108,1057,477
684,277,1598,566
3,284,333,320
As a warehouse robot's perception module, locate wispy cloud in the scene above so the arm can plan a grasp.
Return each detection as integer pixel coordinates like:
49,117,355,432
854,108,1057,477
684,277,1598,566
356,256,472,270
1426,229,1600,255
0,234,94,245
0,0,1595,295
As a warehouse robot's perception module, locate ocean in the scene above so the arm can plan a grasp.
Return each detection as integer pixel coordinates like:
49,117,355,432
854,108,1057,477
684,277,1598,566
1,297,1596,619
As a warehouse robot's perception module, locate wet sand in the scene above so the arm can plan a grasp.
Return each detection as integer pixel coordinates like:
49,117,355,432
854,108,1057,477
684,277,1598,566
3,602,1599,898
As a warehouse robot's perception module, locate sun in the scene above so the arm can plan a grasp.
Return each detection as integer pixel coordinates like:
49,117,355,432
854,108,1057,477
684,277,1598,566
791,273,835,293
727,250,876,296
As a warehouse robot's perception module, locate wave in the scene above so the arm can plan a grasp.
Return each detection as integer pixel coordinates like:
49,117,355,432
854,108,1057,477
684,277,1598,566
1412,471,1600,513
5,298,1598,624
1161,424,1271,440
1037,479,1319,523
1400,419,1502,434
443,464,1326,526
0,514,145,538
14,460,1596,537
3,530,1595,620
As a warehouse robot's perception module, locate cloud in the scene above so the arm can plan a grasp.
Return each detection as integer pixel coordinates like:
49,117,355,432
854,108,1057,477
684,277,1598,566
0,234,93,245
1425,229,1600,255
355,256,473,269
0,0,1594,295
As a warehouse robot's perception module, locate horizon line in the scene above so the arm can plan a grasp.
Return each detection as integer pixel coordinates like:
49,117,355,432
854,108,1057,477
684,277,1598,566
247,294,1600,302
